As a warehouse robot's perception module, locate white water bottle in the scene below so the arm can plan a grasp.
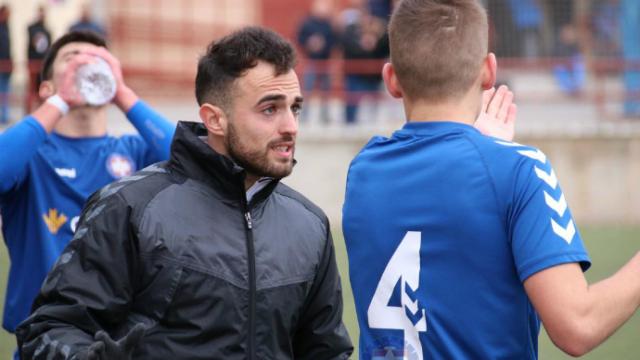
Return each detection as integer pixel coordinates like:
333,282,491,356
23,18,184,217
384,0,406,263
75,57,116,106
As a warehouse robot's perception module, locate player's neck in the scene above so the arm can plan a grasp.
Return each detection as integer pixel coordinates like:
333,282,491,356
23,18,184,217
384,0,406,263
53,107,108,138
404,90,481,125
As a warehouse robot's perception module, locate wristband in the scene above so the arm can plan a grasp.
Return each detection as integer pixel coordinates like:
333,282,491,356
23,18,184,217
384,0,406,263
46,94,70,115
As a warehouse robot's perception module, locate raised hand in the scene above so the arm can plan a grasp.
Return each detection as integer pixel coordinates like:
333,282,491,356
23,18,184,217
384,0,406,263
82,46,138,111
55,53,99,108
474,85,517,141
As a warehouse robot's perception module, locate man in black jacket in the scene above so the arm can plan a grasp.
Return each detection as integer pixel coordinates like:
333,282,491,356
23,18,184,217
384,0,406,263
16,26,353,360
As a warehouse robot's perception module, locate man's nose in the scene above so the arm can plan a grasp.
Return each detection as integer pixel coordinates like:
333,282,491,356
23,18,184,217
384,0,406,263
280,108,298,136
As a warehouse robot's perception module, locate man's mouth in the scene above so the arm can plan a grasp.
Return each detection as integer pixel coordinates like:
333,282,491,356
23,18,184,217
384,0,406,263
271,143,294,157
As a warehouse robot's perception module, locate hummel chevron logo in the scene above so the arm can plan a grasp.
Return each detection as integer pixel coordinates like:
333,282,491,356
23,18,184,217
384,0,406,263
551,219,576,244
403,282,420,314
405,304,426,327
518,149,547,163
544,191,567,217
534,166,558,189
404,298,420,315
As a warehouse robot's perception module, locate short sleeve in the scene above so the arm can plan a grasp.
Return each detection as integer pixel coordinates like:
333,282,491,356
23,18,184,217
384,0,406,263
508,147,591,282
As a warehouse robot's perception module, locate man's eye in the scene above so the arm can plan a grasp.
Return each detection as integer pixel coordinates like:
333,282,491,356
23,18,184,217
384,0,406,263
263,106,276,115
292,104,302,115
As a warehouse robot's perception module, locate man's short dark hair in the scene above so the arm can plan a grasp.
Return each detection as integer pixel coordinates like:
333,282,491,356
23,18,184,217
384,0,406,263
40,30,107,82
195,26,297,109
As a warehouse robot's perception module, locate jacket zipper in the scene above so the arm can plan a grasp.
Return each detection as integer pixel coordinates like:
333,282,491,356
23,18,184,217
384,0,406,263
244,210,256,360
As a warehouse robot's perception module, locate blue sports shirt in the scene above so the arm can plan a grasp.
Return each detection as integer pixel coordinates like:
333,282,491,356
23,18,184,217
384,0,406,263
343,121,590,359
0,100,175,333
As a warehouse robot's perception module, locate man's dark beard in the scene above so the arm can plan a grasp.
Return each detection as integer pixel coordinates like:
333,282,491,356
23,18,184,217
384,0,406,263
225,121,294,179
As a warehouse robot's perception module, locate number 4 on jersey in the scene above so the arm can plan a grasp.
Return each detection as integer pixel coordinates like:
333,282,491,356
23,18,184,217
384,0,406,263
368,231,427,359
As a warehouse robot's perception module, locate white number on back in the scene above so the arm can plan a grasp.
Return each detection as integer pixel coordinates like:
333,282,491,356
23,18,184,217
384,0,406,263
368,231,427,359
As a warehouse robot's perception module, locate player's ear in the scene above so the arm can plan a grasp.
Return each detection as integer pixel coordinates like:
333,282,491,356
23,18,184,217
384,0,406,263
480,53,497,90
39,80,55,99
382,62,403,99
199,103,228,137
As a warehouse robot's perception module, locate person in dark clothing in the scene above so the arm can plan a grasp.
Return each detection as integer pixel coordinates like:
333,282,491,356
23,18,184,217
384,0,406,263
368,0,393,20
16,26,353,360
26,5,51,113
0,5,12,124
486,0,518,58
552,24,585,95
341,11,389,124
297,0,336,123
69,4,107,39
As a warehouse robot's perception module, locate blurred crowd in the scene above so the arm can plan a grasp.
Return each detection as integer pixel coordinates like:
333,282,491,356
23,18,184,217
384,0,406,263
0,3,105,125
296,0,640,123
296,0,391,125
0,0,639,127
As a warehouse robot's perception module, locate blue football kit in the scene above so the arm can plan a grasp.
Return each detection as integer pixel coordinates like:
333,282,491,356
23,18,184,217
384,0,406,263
343,121,591,359
0,101,175,334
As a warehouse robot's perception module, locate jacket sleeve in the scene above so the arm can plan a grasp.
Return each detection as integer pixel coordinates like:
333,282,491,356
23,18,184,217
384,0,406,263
126,100,176,164
16,187,139,359
0,116,48,195
293,225,353,360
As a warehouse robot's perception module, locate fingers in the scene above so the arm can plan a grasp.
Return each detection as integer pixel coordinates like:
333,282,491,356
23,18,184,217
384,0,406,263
86,341,105,360
497,90,514,124
486,84,508,117
81,46,109,59
83,47,122,79
507,103,517,126
121,323,146,352
501,104,517,141
83,47,118,68
66,53,98,71
481,87,495,112
94,330,114,345
58,53,95,104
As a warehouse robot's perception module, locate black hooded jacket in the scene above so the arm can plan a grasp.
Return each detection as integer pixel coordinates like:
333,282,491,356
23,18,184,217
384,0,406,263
17,121,353,359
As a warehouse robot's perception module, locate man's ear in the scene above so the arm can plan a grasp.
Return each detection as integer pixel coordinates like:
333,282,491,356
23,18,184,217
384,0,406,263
38,80,55,99
199,103,228,136
382,62,403,99
480,52,497,90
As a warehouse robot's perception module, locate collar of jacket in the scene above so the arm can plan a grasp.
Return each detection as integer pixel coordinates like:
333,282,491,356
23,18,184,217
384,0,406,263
167,121,287,206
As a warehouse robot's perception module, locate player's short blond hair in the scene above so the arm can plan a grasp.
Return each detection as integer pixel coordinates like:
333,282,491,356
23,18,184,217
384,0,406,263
389,0,488,102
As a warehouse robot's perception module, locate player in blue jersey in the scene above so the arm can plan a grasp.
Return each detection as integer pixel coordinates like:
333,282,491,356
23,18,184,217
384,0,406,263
343,0,640,359
0,31,175,357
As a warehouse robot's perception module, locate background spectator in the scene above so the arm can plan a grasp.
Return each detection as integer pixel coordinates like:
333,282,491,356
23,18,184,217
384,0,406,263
297,0,336,123
70,3,107,39
368,0,393,20
26,5,51,113
507,0,542,58
621,0,640,118
341,10,388,124
591,0,620,57
553,24,585,95
338,0,366,32
0,5,11,124
487,0,518,58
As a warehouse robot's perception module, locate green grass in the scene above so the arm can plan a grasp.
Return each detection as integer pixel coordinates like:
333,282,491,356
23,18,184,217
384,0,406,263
1,227,638,358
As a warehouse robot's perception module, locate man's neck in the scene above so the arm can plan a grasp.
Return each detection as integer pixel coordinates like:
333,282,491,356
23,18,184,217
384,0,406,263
53,107,108,137
404,89,481,125
244,174,260,191
206,134,260,191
